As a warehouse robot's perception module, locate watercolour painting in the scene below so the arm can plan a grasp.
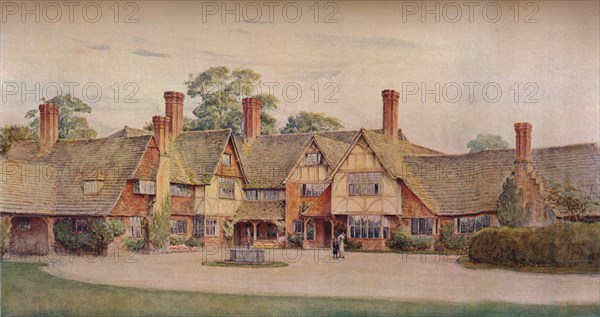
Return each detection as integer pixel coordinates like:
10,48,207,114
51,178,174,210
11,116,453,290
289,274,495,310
0,1,599,316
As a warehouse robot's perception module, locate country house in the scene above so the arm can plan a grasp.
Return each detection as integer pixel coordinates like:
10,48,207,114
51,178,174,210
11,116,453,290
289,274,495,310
1,90,598,253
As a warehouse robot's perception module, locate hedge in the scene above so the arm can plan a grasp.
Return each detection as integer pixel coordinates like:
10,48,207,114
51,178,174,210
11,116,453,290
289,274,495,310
469,223,600,267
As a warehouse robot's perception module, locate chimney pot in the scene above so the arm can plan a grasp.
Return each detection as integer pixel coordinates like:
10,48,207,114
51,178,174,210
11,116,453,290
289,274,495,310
382,89,400,143
242,97,261,142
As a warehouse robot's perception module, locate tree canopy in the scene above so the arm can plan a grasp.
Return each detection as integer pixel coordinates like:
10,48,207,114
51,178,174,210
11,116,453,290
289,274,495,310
467,133,509,153
280,111,344,134
546,178,599,222
25,95,97,140
0,124,35,155
184,67,278,135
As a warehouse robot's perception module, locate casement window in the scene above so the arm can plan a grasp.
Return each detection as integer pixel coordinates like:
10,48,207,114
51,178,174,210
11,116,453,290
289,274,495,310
74,219,88,233
245,189,259,201
205,217,218,236
264,190,280,201
348,172,381,196
128,217,145,238
170,220,188,235
457,214,491,234
83,180,99,194
293,220,304,234
305,153,323,166
222,153,232,166
170,183,193,197
219,177,235,199
18,218,31,231
348,215,387,239
133,180,155,195
193,216,204,237
300,183,327,197
411,218,433,235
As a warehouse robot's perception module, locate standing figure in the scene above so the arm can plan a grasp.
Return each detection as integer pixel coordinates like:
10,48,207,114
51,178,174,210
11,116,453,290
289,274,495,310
337,232,346,258
332,239,339,259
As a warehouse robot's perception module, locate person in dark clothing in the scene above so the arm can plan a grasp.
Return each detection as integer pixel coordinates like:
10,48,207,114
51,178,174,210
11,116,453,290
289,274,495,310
332,239,339,259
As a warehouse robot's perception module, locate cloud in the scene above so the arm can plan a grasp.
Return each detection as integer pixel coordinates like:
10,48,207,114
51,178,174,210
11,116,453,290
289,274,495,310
87,45,111,51
131,49,170,58
294,70,342,80
309,34,416,49
70,37,89,45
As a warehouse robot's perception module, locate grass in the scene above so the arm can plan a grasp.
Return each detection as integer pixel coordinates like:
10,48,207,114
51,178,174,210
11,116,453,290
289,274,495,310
458,256,600,274
202,261,288,268
1,261,599,316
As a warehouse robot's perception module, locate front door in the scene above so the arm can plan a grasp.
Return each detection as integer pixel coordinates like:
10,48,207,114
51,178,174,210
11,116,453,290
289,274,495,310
323,221,332,247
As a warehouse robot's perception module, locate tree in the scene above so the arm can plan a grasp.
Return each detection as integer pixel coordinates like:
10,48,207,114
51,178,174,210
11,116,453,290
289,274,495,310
280,111,344,134
185,67,278,135
497,178,526,227
546,178,599,222
467,133,509,153
25,95,97,140
0,124,35,155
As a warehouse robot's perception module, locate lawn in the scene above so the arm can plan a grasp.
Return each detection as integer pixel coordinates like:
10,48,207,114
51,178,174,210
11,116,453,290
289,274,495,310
1,261,598,316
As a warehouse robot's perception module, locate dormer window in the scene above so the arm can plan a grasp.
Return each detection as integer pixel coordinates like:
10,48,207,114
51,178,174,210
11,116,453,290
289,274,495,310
222,153,232,166
305,153,323,166
83,180,99,194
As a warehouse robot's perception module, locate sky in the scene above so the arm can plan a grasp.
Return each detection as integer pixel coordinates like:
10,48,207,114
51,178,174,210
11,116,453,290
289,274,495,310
1,1,598,154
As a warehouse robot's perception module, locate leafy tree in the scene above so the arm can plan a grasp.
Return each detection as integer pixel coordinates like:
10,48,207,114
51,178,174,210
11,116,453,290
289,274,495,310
185,67,278,135
0,124,35,155
546,178,599,222
25,95,97,140
280,111,344,134
497,178,527,227
467,133,509,153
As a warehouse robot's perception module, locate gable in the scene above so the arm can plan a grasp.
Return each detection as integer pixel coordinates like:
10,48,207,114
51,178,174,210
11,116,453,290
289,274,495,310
285,139,335,184
338,135,386,172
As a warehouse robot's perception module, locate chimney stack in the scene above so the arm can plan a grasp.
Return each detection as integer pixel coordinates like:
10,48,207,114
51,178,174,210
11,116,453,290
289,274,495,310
514,122,532,162
164,91,184,138
514,122,533,180
39,103,59,151
242,97,261,142
153,115,170,155
382,89,400,143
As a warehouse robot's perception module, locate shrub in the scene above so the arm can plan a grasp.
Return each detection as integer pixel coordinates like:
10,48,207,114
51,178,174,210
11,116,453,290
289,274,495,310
0,218,12,255
434,224,469,252
469,223,600,267
184,237,203,248
412,236,433,250
106,219,125,237
124,237,145,251
53,219,122,255
345,239,362,250
287,234,303,248
170,235,185,246
387,228,414,251
149,197,171,249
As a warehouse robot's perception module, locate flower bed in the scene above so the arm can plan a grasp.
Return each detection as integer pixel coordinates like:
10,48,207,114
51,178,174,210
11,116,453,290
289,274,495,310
169,245,201,253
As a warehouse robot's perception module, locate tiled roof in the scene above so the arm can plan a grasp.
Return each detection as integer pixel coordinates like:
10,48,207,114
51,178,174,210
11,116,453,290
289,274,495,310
0,160,57,214
302,185,332,217
4,136,153,215
107,126,151,138
235,200,285,222
403,144,600,216
235,129,428,189
170,129,233,184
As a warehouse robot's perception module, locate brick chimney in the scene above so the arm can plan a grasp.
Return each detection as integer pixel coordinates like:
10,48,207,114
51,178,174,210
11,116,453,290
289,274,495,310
153,115,170,155
39,103,59,151
514,122,533,180
164,91,184,138
242,97,261,142
382,89,400,143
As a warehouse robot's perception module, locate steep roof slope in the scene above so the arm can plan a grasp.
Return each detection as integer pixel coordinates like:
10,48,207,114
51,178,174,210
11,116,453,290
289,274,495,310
4,136,152,215
107,126,151,138
170,129,236,184
0,160,57,214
